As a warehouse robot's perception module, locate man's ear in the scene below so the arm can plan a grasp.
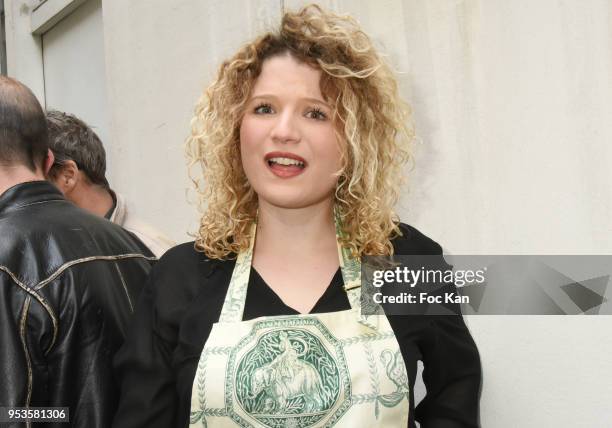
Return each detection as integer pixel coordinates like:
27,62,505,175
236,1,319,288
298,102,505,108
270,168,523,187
43,149,55,175
53,160,80,196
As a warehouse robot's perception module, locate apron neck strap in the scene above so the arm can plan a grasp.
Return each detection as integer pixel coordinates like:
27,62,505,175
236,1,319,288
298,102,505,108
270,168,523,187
218,207,361,323
334,208,362,311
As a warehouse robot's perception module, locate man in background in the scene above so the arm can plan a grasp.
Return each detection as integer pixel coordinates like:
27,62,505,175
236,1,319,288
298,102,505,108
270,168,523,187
46,110,174,257
0,76,154,426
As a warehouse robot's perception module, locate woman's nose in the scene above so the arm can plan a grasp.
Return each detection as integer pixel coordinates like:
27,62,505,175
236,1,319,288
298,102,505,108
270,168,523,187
270,111,301,144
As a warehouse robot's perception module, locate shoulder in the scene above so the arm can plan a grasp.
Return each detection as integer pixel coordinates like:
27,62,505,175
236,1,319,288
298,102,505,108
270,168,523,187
152,242,205,280
143,243,236,329
1,199,153,285
391,222,443,256
154,241,221,272
149,242,235,298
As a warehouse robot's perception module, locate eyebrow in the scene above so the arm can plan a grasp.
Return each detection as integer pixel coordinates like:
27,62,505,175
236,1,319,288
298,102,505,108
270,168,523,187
249,94,331,109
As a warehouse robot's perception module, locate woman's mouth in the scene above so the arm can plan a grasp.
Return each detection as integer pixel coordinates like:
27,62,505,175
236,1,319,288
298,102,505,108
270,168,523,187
265,153,307,178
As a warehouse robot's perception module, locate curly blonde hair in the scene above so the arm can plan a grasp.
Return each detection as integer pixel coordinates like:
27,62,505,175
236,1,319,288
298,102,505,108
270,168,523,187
186,4,413,259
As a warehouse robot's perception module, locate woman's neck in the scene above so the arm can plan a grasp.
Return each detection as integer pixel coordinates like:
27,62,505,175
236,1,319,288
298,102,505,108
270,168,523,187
251,198,341,313
254,198,337,258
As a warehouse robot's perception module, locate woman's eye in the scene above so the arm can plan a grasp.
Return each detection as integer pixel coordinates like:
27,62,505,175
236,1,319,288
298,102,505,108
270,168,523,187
254,103,274,114
306,108,327,120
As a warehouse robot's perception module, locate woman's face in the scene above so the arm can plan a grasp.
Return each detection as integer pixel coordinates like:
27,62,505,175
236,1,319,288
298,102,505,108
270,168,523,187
240,54,341,210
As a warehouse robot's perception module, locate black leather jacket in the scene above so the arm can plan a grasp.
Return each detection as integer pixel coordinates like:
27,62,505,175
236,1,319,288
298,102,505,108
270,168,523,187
0,181,155,427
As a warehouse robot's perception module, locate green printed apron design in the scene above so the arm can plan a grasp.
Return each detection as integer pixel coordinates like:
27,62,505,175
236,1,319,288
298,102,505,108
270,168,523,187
231,319,350,428
190,214,410,427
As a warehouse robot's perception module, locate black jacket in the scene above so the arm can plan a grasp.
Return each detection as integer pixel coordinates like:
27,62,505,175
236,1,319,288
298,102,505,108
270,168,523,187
0,181,155,427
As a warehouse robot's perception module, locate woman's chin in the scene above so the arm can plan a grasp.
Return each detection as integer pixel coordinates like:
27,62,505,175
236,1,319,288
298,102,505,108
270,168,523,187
256,192,335,211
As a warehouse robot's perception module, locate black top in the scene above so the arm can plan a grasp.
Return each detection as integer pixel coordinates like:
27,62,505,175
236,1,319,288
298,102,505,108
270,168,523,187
113,223,481,428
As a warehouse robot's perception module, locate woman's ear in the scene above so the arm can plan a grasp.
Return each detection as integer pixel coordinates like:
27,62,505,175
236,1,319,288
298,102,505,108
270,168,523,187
52,160,80,196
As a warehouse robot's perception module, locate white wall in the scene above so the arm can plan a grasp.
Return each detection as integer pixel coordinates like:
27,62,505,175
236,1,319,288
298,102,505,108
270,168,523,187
43,0,110,156
101,0,282,242
4,0,45,102
4,0,110,164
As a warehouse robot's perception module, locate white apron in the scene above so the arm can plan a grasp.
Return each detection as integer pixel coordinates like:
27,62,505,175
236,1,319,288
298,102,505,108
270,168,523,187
189,218,410,427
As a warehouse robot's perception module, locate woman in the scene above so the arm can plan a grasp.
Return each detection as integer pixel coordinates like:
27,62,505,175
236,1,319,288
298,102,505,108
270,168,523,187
113,5,481,428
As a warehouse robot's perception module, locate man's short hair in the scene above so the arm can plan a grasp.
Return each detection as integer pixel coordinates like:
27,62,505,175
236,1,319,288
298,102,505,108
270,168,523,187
46,110,109,187
0,76,48,171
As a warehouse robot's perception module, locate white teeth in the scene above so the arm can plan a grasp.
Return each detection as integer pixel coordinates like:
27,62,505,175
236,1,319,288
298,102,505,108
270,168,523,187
268,157,305,167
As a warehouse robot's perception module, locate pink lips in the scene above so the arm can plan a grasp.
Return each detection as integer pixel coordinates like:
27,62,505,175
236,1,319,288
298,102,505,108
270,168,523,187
264,151,307,178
